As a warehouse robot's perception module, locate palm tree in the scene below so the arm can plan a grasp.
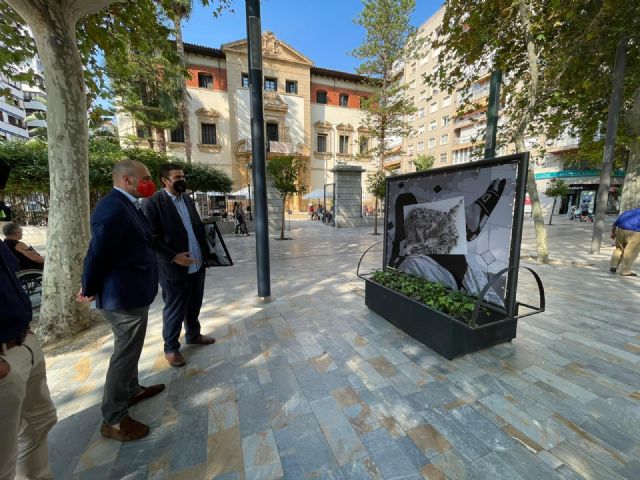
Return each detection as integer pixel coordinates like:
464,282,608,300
168,0,194,163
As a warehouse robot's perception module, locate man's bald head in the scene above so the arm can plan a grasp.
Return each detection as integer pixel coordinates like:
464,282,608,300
112,160,152,197
112,160,143,185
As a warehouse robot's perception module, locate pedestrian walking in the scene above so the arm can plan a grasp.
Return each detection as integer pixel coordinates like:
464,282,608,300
609,206,640,277
141,163,215,368
0,240,57,480
78,159,165,442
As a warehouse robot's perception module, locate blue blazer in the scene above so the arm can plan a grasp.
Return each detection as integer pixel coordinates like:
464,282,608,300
82,189,158,310
0,240,32,342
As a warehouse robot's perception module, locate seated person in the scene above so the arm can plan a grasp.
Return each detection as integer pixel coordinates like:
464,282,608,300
2,222,44,270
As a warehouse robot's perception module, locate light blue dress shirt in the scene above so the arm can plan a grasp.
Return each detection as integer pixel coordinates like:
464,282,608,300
164,189,203,274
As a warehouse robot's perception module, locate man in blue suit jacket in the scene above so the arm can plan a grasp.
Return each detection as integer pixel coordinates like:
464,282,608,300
142,163,215,368
78,160,164,442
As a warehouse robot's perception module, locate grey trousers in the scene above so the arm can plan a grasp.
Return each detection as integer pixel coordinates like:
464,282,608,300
101,306,149,425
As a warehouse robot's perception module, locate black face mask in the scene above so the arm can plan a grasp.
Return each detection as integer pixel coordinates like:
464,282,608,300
173,180,187,193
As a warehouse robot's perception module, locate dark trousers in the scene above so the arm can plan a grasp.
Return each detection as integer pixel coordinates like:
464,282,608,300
160,267,205,353
101,306,148,425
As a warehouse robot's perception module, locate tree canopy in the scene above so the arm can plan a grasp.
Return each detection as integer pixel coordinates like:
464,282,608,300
353,0,423,161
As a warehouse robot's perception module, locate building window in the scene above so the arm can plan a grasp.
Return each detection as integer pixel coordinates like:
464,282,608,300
136,126,147,138
417,141,425,152
170,123,185,143
453,148,472,164
285,80,298,94
339,135,349,155
419,90,426,101
201,123,217,145
339,94,349,107
429,120,437,131
429,137,436,148
264,77,277,91
359,137,368,155
360,96,368,109
316,90,327,104
440,152,447,163
241,73,249,88
442,95,451,107
430,102,438,113
266,123,279,142
418,125,425,135
198,73,214,89
440,134,449,145
418,107,426,118
317,133,327,153
408,145,414,155
442,115,450,127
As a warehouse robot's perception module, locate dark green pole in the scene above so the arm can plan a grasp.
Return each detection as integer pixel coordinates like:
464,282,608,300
246,0,271,298
484,70,502,159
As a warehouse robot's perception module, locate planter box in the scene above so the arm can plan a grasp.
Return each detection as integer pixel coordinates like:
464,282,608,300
365,278,517,360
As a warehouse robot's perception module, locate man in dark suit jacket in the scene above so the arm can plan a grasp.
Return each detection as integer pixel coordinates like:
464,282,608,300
78,160,165,442
142,163,215,368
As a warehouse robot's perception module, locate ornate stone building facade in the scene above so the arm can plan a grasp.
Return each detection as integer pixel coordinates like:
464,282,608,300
116,32,378,211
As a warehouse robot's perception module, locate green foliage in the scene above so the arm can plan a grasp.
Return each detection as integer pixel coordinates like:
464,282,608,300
544,178,570,199
413,154,435,172
353,0,424,162
0,139,48,193
366,170,386,199
0,139,232,195
266,156,307,199
371,269,489,327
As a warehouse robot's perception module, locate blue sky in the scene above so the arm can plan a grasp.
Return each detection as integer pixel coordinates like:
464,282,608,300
182,0,443,73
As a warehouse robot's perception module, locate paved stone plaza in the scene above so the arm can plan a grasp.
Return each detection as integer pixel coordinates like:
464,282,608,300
39,217,639,480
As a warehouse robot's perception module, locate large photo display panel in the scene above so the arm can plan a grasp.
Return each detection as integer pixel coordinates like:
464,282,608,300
384,155,527,307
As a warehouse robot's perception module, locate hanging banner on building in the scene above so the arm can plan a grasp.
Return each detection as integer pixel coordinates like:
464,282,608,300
384,154,529,309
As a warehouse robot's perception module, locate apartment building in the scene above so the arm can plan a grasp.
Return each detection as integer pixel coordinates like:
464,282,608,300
396,7,622,214
21,56,47,137
0,74,29,141
117,32,378,211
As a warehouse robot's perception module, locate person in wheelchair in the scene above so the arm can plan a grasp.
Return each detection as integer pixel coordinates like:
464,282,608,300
2,222,44,271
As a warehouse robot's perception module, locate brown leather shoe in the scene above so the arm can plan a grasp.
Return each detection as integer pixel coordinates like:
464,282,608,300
101,415,149,442
128,384,166,407
187,334,216,346
165,351,186,367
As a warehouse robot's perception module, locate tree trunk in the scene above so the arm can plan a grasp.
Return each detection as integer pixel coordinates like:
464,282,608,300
155,127,167,154
515,0,548,263
6,1,111,342
280,197,286,240
620,87,640,212
173,15,192,164
548,197,556,225
517,137,549,263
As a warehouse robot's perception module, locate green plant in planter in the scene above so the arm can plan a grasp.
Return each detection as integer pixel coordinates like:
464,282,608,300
370,269,490,327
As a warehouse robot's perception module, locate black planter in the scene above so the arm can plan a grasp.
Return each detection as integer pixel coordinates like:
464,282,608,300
364,278,517,360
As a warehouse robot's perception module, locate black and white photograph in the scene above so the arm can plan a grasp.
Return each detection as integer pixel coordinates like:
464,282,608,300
385,161,520,306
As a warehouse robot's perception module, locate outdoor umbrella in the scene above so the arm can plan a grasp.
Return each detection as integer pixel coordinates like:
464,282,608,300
302,188,325,199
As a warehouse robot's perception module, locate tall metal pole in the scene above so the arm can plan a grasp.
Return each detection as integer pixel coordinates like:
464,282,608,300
245,0,271,298
591,37,628,254
484,70,502,159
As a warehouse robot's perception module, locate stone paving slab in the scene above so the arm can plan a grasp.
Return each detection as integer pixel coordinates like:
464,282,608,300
39,217,640,479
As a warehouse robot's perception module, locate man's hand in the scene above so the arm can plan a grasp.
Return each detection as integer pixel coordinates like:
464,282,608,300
0,360,10,380
611,230,617,240
173,252,198,266
76,288,95,303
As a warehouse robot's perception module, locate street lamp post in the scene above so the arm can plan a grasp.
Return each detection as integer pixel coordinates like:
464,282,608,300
245,0,271,299
247,182,252,221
